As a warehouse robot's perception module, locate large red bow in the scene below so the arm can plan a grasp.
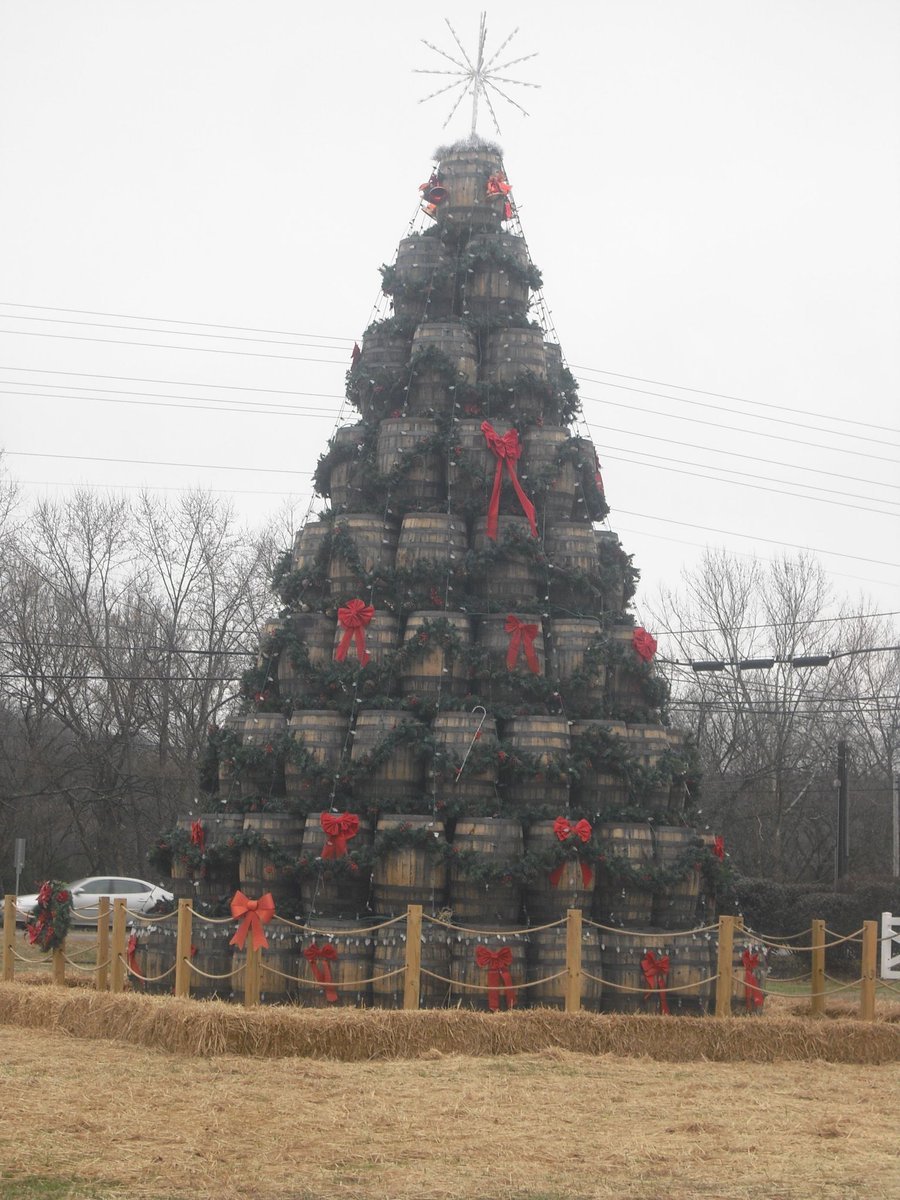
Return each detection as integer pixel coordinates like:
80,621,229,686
335,599,375,666
190,820,205,852
229,890,276,951
481,421,537,541
641,950,670,1015
320,811,360,859
474,944,517,1011
713,836,725,861
742,949,764,1011
632,627,658,663
549,816,593,888
505,614,541,673
304,943,339,1003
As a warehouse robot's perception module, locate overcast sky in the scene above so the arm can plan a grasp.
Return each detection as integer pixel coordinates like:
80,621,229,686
1,1,898,639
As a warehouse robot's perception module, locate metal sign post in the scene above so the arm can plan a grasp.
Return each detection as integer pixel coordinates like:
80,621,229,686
13,839,25,897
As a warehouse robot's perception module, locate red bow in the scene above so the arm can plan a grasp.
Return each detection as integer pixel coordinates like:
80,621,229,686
190,820,205,852
304,943,339,1003
641,950,670,1015
320,811,360,859
593,447,605,494
632,627,658,663
548,816,593,888
505,614,541,673
742,949,764,1011
335,599,375,666
229,890,276,951
351,341,361,367
713,836,725,861
474,944,517,1011
127,932,142,985
480,421,537,541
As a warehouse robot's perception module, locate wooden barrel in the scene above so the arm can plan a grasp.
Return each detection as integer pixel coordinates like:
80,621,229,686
448,418,495,498
139,921,177,995
235,944,302,1006
448,817,524,924
236,714,287,799
350,710,426,810
523,819,594,923
276,613,334,703
372,920,453,1009
599,928,715,1016
450,926,528,1011
544,341,564,392
284,710,349,808
375,418,444,509
475,612,545,706
470,515,542,606
169,816,198,889
551,618,605,707
293,918,375,1008
353,326,413,419
481,328,547,385
593,822,655,927
521,427,577,523
194,813,243,910
606,626,648,710
571,437,607,521
461,232,531,320
390,234,456,320
328,514,398,600
298,812,373,918
544,521,600,606
408,320,477,415
730,936,768,1015
331,610,399,671
360,324,413,373
371,814,447,915
395,512,467,571
596,531,627,611
502,716,570,814
569,719,630,813
327,424,367,512
291,519,332,580
188,922,238,1003
239,812,304,919
400,611,471,699
430,711,500,813
216,715,245,803
625,724,671,810
435,144,506,232
652,826,703,930
526,924,603,1011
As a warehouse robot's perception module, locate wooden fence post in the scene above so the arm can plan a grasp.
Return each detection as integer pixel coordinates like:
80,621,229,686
2,895,15,982
174,899,193,1000
243,945,261,1007
810,919,825,1016
52,944,66,986
110,899,127,993
95,897,110,992
565,908,582,1013
403,904,422,1010
860,920,877,1021
714,915,736,1018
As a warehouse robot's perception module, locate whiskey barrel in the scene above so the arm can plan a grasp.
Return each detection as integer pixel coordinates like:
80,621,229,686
544,341,564,392
550,618,605,708
236,944,302,1006
521,427,577,523
606,626,648,710
331,610,399,671
371,814,447,915
276,613,334,703
194,813,243,910
450,925,528,1011
599,928,714,1016
470,515,542,606
140,921,177,996
399,611,471,699
461,232,531,320
284,710,349,809
237,714,287,799
596,531,627,611
544,522,600,606
569,719,630,813
239,812,304,919
327,424,367,512
292,519,332,579
359,324,413,373
523,819,594,923
188,923,239,1003
430,710,500,813
169,816,198,891
526,924,603,1011
593,822,655,927
475,612,545,706
435,143,506,232
390,234,456,320
502,716,570,814
294,918,376,1008
652,826,703,930
328,514,398,600
448,817,524,924
216,715,245,803
375,418,444,509
448,418,495,500
625,724,671,810
481,328,547,385
395,512,467,571
372,920,453,1009
571,437,607,521
354,325,413,420
408,320,477,415
298,812,373,918
349,710,426,810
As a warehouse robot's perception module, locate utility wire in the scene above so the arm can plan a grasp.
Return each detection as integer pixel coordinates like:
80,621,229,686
0,328,348,365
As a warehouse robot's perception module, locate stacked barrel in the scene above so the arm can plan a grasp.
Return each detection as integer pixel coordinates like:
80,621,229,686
163,138,726,1012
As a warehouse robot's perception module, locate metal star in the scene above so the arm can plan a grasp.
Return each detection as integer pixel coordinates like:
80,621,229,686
414,12,539,138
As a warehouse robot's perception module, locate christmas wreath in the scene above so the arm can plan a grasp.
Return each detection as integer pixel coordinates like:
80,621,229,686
25,880,74,951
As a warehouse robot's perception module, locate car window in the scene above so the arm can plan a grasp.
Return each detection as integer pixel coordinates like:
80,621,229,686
119,880,149,894
82,879,113,894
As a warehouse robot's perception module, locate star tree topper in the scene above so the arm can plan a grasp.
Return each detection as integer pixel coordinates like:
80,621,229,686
415,12,539,138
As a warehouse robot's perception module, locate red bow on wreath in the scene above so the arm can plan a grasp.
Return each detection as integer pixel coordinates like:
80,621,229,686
713,836,725,861
304,943,339,1003
505,614,541,673
320,811,360,859
742,949,764,1011
641,950,670,1015
229,890,276,951
190,820,205,852
548,816,593,888
632,627,658,663
474,944,517,1011
480,421,537,541
335,599,375,666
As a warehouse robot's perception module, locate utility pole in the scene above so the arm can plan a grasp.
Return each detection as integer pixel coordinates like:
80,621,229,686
836,739,850,883
892,754,899,879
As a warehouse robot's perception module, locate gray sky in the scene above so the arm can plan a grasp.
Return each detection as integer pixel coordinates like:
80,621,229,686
1,0,898,636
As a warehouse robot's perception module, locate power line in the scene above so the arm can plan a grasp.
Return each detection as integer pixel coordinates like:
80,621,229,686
0,364,346,399
19,479,313,499
0,327,348,365
0,387,341,420
655,610,899,638
5,450,309,477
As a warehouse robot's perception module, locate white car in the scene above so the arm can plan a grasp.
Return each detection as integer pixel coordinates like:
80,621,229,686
15,876,174,924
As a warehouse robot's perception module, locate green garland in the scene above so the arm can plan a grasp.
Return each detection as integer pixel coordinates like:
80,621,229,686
25,881,74,952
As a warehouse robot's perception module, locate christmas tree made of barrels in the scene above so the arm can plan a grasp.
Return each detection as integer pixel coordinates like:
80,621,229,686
152,139,735,1013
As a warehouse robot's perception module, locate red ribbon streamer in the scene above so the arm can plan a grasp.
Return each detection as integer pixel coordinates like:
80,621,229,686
632,627,658,663
335,599,375,666
127,932,142,985
481,421,537,541
504,614,541,673
304,943,339,1003
229,890,276,951
641,950,670,1015
474,944,517,1011
742,949,764,1011
548,816,593,888
320,811,360,859
190,820,205,852
713,836,725,861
